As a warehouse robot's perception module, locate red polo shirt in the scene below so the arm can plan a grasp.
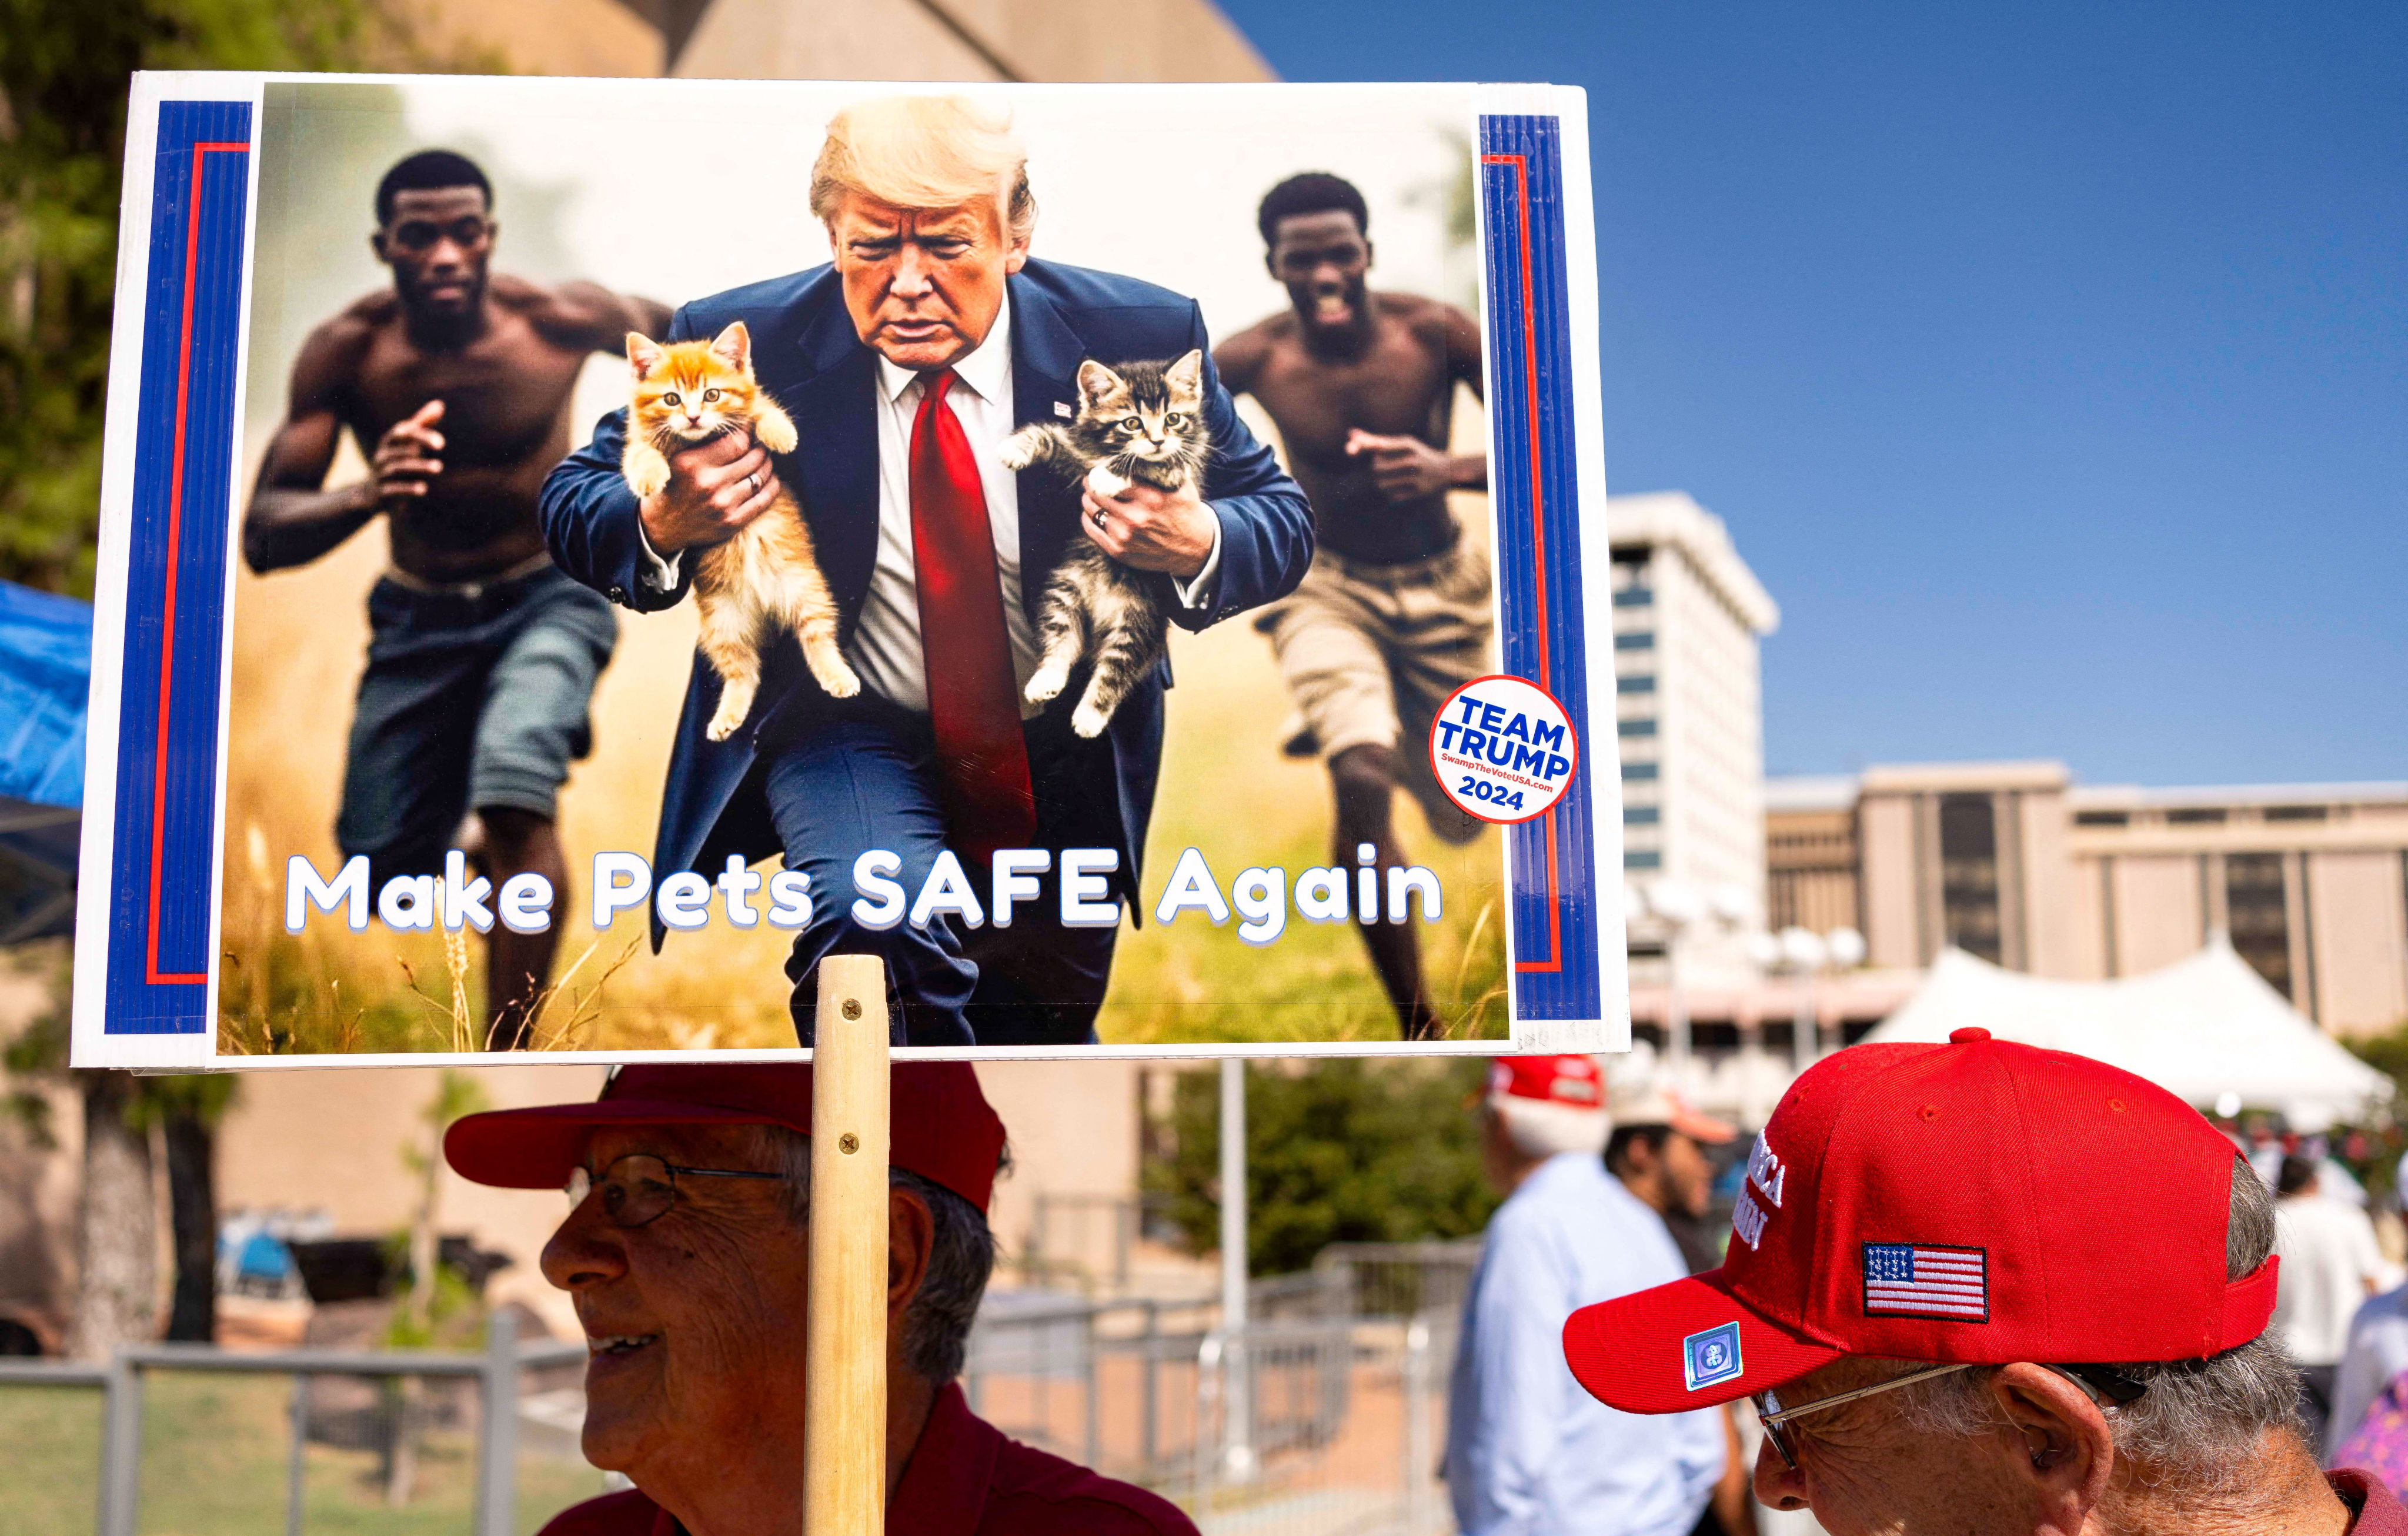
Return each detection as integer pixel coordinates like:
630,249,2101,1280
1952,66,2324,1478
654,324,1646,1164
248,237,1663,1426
2339,1468,2408,1534
536,1383,1197,1535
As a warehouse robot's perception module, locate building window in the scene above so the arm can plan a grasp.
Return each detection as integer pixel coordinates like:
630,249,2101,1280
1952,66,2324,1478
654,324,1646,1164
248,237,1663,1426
1938,793,2003,963
2226,853,2291,998
2265,805,2329,823
2073,810,2129,827
1625,849,1662,870
1617,674,1657,694
1613,586,1654,609
1625,806,1661,825
1618,719,1658,737
1621,761,1660,781
1614,632,1655,651
2167,807,2227,824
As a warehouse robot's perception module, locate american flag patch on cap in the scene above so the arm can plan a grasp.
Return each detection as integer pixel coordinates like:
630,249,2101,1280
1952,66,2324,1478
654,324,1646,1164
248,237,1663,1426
1862,1243,1988,1321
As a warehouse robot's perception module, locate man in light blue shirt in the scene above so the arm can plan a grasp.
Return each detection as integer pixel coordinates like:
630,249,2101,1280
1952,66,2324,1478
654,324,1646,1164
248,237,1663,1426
2331,1283,2408,1461
1445,1056,1725,1536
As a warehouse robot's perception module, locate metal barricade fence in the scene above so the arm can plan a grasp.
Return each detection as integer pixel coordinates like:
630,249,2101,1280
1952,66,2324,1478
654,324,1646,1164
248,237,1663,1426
958,1255,1475,1536
1311,1241,1483,1323
961,1292,1219,1485
7,1242,1485,1535
1189,1311,1455,1536
0,1311,586,1536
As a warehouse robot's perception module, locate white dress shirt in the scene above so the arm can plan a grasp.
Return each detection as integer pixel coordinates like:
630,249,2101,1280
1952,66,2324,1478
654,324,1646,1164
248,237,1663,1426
2276,1193,2389,1367
637,295,1220,718
1444,1154,1724,1536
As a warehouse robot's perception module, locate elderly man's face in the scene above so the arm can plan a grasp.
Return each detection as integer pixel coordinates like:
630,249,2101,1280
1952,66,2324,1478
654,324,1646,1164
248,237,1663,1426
829,189,1027,372
540,1124,806,1480
1752,1357,2064,1536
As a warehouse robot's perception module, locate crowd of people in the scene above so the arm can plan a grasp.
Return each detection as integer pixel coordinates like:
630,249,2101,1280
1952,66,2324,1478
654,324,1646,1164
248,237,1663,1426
438,1028,2408,1536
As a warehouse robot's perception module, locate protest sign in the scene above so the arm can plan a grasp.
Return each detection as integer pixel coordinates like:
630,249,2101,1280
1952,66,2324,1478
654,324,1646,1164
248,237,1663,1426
73,74,1625,1066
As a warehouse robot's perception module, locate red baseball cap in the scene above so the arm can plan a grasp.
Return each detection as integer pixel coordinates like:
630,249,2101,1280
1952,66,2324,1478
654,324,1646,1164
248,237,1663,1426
1562,1027,2279,1414
1487,1054,1607,1108
443,1061,1007,1214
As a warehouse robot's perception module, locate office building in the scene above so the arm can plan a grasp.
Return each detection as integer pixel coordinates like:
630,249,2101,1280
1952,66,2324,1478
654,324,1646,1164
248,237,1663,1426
1768,764,2408,1035
1609,492,1781,981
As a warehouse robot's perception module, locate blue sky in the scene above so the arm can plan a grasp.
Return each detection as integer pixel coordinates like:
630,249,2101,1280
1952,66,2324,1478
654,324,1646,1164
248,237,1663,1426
1213,1,2407,786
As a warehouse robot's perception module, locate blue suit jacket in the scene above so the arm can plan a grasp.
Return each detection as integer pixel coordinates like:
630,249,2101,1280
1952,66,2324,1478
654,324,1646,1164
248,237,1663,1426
540,259,1314,940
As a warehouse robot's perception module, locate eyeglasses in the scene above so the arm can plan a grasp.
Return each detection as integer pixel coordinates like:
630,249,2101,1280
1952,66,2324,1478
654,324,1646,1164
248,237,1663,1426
1752,1361,2149,1473
564,1153,784,1228
389,215,491,252
1753,1362,1975,1473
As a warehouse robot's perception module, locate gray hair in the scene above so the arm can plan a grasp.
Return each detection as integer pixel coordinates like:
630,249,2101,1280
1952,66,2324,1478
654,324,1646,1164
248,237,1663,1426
747,1125,1001,1383
1894,1155,2300,1489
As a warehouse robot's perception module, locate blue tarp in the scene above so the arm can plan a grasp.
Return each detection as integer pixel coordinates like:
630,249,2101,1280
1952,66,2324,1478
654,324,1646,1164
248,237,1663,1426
0,579,91,942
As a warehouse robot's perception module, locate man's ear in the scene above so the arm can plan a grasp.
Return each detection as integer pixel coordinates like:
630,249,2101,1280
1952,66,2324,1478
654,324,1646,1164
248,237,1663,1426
1991,1363,2115,1535
1363,239,1375,271
1004,209,1032,277
370,231,389,265
886,1185,934,1322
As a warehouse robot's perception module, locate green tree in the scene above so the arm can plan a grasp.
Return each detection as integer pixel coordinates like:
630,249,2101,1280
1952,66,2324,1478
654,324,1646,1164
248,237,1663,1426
1144,1058,1501,1278
0,0,439,596
1,0,489,1360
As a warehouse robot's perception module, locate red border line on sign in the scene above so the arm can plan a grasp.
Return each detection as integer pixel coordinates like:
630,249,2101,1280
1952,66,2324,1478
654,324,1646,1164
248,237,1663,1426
146,139,249,986
1482,152,1564,977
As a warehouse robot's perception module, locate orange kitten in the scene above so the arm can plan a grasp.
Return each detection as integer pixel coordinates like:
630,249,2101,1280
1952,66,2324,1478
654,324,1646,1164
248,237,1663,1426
622,322,859,740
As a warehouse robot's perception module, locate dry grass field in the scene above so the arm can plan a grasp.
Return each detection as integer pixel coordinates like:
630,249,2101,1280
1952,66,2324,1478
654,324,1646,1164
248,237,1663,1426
216,397,1507,1054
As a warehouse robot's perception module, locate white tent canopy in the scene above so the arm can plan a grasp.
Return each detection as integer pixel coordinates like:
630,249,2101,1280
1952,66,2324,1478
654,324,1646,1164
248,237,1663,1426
1861,939,2394,1133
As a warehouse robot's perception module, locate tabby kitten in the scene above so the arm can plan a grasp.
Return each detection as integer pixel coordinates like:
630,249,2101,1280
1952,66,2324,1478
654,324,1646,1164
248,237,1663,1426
622,321,859,740
999,349,1209,738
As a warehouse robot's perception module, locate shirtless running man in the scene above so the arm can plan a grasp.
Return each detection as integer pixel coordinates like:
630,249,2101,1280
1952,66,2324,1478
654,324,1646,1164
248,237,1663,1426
1215,172,1490,1040
244,149,669,1049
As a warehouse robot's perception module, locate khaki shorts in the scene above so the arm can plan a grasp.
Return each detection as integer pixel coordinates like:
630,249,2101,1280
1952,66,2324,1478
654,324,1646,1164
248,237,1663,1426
1257,533,1494,797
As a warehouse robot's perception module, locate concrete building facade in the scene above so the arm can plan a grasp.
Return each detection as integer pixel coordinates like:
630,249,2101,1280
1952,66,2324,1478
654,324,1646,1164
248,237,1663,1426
1768,765,2408,1036
400,0,1272,82
1609,493,1781,980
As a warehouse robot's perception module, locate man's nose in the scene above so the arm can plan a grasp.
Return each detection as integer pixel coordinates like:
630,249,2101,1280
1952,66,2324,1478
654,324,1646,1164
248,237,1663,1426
1752,1434,1808,1512
891,246,933,298
541,1199,630,1291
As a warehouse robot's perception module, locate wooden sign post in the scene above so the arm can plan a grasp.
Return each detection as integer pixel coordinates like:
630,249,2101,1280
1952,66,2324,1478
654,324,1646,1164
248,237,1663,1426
805,954,891,1533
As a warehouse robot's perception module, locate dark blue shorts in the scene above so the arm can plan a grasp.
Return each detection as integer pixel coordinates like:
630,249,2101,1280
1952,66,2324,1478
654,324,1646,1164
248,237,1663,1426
335,563,617,882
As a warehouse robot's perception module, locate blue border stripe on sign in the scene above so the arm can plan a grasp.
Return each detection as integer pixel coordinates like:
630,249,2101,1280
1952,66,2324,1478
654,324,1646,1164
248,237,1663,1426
105,99,252,1034
1479,113,1602,1023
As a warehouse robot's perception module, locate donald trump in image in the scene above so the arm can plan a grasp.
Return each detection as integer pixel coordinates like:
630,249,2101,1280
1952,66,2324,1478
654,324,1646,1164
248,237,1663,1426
539,95,1314,1047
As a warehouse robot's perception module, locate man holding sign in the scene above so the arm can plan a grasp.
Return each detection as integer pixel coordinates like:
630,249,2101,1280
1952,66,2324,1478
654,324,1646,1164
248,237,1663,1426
445,1062,1195,1535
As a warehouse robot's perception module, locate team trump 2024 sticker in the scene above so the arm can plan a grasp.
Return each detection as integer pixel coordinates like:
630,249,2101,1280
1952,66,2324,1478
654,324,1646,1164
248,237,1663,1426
1429,675,1579,824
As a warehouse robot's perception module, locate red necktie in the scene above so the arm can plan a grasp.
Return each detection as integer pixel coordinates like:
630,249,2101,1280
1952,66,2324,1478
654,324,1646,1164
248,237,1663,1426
909,370,1036,864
